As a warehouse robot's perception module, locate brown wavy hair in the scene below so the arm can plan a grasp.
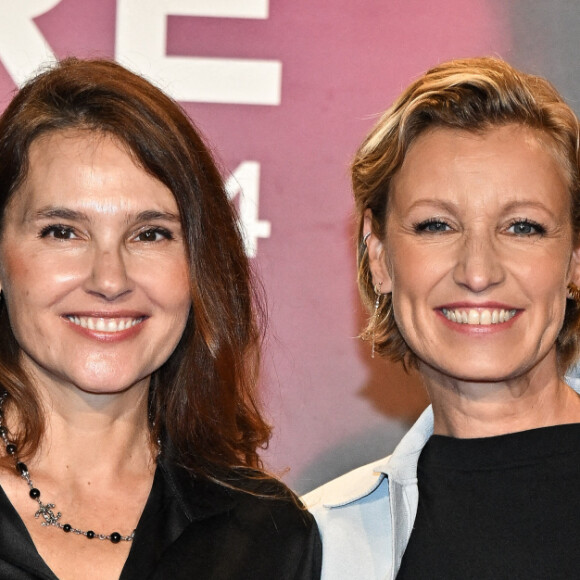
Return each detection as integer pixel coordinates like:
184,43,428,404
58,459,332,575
353,57,580,372
0,58,271,478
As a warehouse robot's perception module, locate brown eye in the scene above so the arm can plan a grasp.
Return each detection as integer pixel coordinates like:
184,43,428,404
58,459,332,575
135,228,173,242
138,230,158,242
39,225,77,239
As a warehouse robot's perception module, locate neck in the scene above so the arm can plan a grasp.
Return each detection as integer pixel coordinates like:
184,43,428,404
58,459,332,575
422,354,580,438
16,381,155,478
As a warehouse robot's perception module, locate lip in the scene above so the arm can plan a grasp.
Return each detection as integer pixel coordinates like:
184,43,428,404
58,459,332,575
62,311,149,342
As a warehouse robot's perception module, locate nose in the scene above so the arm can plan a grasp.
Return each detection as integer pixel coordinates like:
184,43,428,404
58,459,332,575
452,231,505,293
84,245,132,301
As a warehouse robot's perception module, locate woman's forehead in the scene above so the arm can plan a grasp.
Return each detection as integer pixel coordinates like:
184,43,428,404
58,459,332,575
388,124,572,219
8,130,179,222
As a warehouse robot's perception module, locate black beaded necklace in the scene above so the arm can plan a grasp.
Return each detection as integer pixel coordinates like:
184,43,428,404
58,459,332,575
0,393,134,544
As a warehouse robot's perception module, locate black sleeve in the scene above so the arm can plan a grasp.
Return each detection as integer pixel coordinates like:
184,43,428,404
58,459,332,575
291,513,322,580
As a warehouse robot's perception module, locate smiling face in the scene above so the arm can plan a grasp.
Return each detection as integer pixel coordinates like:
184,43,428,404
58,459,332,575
367,124,580,383
0,130,191,398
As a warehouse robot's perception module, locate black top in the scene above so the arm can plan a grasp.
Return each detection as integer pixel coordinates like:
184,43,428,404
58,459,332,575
397,423,580,580
0,456,322,579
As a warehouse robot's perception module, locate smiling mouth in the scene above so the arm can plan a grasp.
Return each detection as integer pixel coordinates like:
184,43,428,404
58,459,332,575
441,308,517,325
65,316,145,332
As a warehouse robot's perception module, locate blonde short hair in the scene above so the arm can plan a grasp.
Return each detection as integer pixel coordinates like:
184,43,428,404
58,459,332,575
353,57,580,371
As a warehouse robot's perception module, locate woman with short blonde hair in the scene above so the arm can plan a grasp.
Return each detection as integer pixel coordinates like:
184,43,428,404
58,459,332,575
306,57,580,579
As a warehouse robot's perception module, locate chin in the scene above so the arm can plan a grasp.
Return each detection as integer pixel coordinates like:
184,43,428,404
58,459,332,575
77,384,138,395
66,371,148,395
422,358,527,384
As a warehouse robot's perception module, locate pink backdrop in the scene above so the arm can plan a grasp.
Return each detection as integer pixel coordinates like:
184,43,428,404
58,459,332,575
0,0,536,491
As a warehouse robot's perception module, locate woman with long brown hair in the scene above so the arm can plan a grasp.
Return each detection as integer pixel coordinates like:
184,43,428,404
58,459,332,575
0,58,321,579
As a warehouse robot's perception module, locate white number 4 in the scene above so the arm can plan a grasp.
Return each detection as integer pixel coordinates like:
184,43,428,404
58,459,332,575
225,161,271,258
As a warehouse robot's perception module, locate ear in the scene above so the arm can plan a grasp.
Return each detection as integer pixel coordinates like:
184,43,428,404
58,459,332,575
363,209,392,293
569,243,580,289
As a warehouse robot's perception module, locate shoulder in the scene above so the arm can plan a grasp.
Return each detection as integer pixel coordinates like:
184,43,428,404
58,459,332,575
302,458,394,580
227,474,323,575
301,409,434,579
163,459,315,527
224,469,318,533
302,456,393,539
159,460,322,578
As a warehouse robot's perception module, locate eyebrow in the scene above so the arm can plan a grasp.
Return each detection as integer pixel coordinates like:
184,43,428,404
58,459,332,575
31,207,88,222
405,199,458,213
132,210,181,223
500,200,558,218
29,207,181,224
405,199,558,219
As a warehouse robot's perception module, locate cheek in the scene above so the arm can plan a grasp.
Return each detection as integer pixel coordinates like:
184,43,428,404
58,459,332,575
389,244,448,301
515,252,569,303
144,257,191,313
0,254,38,321
1,247,31,289
1,250,77,312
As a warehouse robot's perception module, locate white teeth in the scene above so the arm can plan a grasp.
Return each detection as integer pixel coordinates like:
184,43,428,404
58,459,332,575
441,308,517,326
66,316,144,333
480,310,491,325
